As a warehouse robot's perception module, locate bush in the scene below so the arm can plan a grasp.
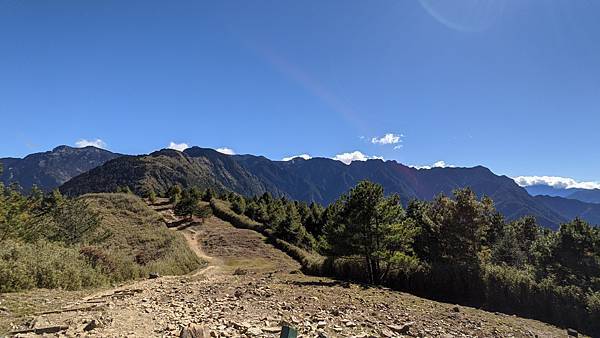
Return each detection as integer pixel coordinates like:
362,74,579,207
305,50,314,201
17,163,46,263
0,240,105,292
211,199,274,236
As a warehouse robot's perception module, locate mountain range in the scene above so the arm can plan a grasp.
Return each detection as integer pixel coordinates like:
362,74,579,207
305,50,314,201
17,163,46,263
2,145,599,230
0,146,120,193
524,185,600,204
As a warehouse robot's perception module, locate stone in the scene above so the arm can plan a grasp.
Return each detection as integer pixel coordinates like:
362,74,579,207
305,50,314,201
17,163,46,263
233,322,251,330
567,328,578,337
379,328,394,337
262,326,281,333
149,272,160,279
317,321,327,328
345,321,357,327
246,327,263,336
83,320,98,332
180,324,209,338
388,322,414,334
317,330,329,338
452,305,460,313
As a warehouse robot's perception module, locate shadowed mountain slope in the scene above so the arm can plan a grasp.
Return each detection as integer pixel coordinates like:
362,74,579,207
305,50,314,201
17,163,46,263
0,145,120,192
525,185,600,204
534,195,600,225
60,148,282,197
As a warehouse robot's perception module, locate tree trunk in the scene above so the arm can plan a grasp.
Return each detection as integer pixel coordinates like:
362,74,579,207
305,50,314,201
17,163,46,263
365,254,374,284
373,258,381,284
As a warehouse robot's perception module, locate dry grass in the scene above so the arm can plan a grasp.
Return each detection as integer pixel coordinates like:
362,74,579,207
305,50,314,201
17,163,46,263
187,215,300,274
80,193,204,280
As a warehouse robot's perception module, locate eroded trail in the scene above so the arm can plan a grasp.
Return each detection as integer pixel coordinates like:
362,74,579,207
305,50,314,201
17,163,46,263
6,203,571,337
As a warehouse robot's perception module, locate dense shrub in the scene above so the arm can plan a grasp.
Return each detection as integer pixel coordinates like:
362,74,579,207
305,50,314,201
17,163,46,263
221,193,318,250
0,240,105,292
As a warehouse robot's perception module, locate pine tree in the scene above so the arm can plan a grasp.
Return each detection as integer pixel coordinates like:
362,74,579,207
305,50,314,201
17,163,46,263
231,194,246,214
174,188,212,223
326,180,419,284
168,185,182,205
202,188,215,202
147,189,157,204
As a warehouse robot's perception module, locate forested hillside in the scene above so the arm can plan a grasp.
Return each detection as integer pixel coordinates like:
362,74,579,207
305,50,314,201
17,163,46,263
60,149,283,198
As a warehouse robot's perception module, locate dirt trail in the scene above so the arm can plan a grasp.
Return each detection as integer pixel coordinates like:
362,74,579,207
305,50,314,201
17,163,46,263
3,201,576,337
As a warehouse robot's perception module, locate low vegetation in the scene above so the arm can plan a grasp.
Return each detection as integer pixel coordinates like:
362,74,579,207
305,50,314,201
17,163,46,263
213,181,600,336
0,171,202,292
173,187,213,222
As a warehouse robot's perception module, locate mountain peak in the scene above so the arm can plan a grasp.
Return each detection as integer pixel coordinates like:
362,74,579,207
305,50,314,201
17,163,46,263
1,146,120,192
52,145,75,152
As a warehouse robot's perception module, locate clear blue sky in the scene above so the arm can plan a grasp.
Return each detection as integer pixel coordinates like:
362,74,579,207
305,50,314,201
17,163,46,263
1,0,599,183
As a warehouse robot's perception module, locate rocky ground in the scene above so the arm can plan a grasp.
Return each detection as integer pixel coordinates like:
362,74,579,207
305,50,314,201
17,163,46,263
1,202,577,337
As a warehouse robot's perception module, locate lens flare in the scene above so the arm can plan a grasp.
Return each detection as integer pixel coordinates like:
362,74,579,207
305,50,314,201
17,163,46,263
419,0,507,32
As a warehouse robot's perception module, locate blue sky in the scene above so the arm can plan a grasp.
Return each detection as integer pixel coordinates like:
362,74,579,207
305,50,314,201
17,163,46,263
1,0,600,186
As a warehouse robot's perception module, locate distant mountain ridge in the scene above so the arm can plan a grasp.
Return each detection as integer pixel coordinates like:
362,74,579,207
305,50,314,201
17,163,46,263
60,148,284,198
59,146,598,229
0,145,121,192
524,185,600,204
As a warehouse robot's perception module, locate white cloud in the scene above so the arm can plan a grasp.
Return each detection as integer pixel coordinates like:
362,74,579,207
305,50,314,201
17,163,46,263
282,154,312,161
412,160,455,170
333,151,383,165
371,133,403,145
75,139,107,149
433,160,453,168
513,176,600,190
167,142,189,152
216,147,236,155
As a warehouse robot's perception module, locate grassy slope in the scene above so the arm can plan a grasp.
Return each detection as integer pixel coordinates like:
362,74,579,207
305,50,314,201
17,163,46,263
0,193,203,293
80,193,204,279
